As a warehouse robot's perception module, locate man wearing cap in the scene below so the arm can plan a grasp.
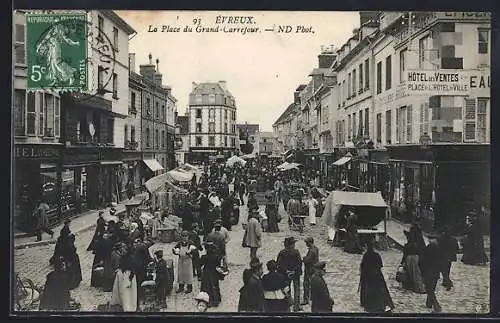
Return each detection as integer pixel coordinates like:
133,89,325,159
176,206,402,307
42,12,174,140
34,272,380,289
302,237,319,306
310,261,334,313
277,236,303,312
238,258,265,312
419,232,443,313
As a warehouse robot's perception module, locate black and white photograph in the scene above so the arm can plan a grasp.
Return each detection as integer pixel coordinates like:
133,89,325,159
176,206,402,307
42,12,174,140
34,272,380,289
12,9,491,315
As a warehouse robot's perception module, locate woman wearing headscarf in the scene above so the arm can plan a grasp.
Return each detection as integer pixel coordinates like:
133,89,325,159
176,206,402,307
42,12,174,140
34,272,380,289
110,252,138,312
359,241,394,313
173,231,197,294
261,260,290,312
200,241,222,307
39,256,71,311
400,230,426,293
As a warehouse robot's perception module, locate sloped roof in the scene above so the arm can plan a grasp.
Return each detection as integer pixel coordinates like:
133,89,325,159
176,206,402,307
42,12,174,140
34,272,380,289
273,102,296,126
309,68,331,76
176,115,189,134
191,82,233,97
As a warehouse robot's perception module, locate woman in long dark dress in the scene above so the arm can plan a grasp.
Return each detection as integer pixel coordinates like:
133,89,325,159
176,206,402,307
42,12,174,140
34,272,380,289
261,260,289,312
461,212,488,265
265,193,279,233
64,233,83,290
359,241,394,313
200,241,222,307
400,231,426,293
344,211,363,254
90,233,107,288
39,256,71,311
87,211,106,251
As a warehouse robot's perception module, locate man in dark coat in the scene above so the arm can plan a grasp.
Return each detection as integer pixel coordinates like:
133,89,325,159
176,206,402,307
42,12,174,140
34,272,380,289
182,201,194,232
310,261,334,313
189,223,203,280
437,225,459,290
220,196,233,231
302,237,319,306
420,233,443,313
34,199,54,242
132,238,153,292
198,192,211,236
238,258,265,312
154,250,168,308
277,236,303,312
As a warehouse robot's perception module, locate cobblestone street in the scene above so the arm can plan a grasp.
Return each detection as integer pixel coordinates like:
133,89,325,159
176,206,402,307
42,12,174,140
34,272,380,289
14,203,490,314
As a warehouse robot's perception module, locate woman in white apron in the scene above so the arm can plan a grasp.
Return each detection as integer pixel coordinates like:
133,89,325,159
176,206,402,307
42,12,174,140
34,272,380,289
308,196,318,226
173,231,197,294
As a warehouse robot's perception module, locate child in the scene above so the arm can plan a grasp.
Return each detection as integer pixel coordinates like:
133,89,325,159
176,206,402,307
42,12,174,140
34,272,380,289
194,291,210,312
154,250,168,308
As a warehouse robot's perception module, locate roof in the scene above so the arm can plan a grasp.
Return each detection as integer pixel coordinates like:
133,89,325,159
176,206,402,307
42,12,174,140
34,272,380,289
102,10,136,35
309,68,331,76
176,116,189,134
191,82,233,97
273,102,296,126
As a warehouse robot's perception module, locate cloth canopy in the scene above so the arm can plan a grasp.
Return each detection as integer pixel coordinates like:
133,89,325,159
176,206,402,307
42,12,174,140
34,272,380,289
143,159,164,172
226,155,247,167
144,172,190,194
320,191,387,228
277,162,302,171
240,154,256,160
333,152,353,166
177,163,199,172
166,169,194,182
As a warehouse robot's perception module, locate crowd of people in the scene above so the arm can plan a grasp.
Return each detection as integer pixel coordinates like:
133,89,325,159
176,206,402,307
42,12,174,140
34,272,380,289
34,155,489,313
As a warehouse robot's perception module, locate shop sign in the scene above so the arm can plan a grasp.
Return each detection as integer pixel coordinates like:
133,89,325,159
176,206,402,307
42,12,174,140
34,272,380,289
437,12,491,20
406,69,490,96
376,84,408,107
15,145,59,159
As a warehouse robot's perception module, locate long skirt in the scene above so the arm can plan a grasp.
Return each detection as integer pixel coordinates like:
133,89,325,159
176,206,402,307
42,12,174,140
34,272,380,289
360,272,394,312
200,271,221,307
264,299,289,312
403,255,426,293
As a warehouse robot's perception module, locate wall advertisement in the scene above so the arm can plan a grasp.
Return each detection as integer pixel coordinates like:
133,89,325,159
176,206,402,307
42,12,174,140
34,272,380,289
406,69,490,96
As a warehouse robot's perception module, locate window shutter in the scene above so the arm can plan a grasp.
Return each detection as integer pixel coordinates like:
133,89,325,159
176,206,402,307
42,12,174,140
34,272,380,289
407,105,413,143
420,103,424,135
464,98,477,141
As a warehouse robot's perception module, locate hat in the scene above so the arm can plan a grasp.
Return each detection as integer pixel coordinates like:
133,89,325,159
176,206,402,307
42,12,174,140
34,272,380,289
154,249,163,257
194,291,210,304
305,237,314,244
214,219,222,226
284,236,298,246
250,258,262,268
313,261,327,270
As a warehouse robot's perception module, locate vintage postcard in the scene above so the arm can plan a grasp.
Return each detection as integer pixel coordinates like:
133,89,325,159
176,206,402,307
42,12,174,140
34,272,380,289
12,10,491,315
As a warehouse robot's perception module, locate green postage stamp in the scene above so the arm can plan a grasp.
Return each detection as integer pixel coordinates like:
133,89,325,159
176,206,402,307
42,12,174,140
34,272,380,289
26,13,88,91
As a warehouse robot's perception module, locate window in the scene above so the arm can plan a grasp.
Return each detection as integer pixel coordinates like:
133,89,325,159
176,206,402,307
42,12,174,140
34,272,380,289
155,129,159,148
464,98,476,141
400,48,407,83
146,97,151,115
225,110,228,119
113,27,118,50
386,110,392,144
359,63,363,93
54,97,60,137
352,112,357,139
98,65,104,89
342,80,346,105
38,94,44,136
130,92,136,112
146,128,150,147
209,94,215,103
348,73,351,98
420,103,430,136
107,119,114,144
477,98,489,143
130,125,135,143
376,61,382,94
208,136,215,147
162,105,166,121
224,123,228,133
359,110,363,137
209,109,215,119
352,69,357,97
208,122,215,133
162,130,165,148
364,108,369,136
195,136,202,146
419,35,432,68
347,114,352,140
97,15,104,40
14,90,25,136
124,124,128,144
195,94,202,104
385,55,392,90
440,22,455,32
224,136,228,147
196,123,202,133
112,73,118,98
196,109,202,118
44,94,54,137
155,102,159,119
376,113,382,143
478,30,489,54
365,59,370,90
406,105,413,143
15,24,25,64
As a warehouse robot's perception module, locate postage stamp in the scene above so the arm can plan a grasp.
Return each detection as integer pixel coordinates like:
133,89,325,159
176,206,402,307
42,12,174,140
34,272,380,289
26,13,88,92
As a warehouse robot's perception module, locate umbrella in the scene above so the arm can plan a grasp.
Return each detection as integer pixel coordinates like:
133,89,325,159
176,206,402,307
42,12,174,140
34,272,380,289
226,155,247,167
240,154,256,160
277,162,302,171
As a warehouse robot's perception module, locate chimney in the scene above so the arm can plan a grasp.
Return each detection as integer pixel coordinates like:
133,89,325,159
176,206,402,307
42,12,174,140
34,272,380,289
154,58,162,85
128,53,135,73
139,53,155,80
219,80,227,91
318,51,336,68
192,82,198,90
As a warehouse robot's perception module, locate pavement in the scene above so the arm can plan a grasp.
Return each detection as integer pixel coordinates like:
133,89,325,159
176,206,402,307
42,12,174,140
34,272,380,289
14,191,490,314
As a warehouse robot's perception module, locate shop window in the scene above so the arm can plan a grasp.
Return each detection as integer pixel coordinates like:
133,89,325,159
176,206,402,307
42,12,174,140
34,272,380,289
15,24,25,64
376,61,382,94
385,55,392,91
14,89,25,136
208,136,215,147
478,29,489,54
364,59,370,90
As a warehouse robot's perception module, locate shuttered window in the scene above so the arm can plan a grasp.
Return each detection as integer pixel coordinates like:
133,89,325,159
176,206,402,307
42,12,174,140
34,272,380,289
15,24,25,64
406,105,413,143
420,102,430,135
464,98,476,141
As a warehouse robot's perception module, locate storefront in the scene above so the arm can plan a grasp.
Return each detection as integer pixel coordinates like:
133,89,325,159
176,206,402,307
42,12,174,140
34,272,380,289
14,143,64,230
387,144,490,234
122,151,142,198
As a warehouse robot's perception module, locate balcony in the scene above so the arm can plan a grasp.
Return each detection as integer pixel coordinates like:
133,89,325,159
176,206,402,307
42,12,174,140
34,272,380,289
124,140,139,150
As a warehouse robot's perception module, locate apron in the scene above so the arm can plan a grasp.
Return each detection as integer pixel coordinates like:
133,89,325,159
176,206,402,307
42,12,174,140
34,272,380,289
177,245,194,284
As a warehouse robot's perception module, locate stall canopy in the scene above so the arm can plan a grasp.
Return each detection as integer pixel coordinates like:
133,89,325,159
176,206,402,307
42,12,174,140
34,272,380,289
166,169,194,182
177,163,199,173
143,159,164,172
240,154,256,160
226,155,247,167
333,152,353,166
277,162,302,171
144,171,192,194
320,191,387,228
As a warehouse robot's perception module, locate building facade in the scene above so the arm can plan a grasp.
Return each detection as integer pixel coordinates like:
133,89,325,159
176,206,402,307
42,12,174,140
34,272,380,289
174,114,190,165
236,123,260,155
188,81,237,163
259,132,274,155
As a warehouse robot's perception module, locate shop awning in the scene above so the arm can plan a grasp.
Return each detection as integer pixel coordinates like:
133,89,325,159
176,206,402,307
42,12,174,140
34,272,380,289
143,159,164,172
40,163,57,169
333,156,351,166
100,161,123,165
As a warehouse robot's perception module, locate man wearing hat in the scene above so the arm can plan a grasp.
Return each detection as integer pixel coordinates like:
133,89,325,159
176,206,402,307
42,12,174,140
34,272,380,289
310,261,334,313
437,225,459,290
302,237,319,306
206,219,229,264
277,236,303,312
238,258,265,312
154,249,168,308
419,232,443,312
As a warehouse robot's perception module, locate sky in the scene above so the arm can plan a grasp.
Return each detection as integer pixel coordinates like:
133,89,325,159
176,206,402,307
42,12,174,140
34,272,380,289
116,11,359,132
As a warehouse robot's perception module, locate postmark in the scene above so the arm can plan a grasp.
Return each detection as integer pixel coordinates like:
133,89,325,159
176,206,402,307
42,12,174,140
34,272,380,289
27,11,116,102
